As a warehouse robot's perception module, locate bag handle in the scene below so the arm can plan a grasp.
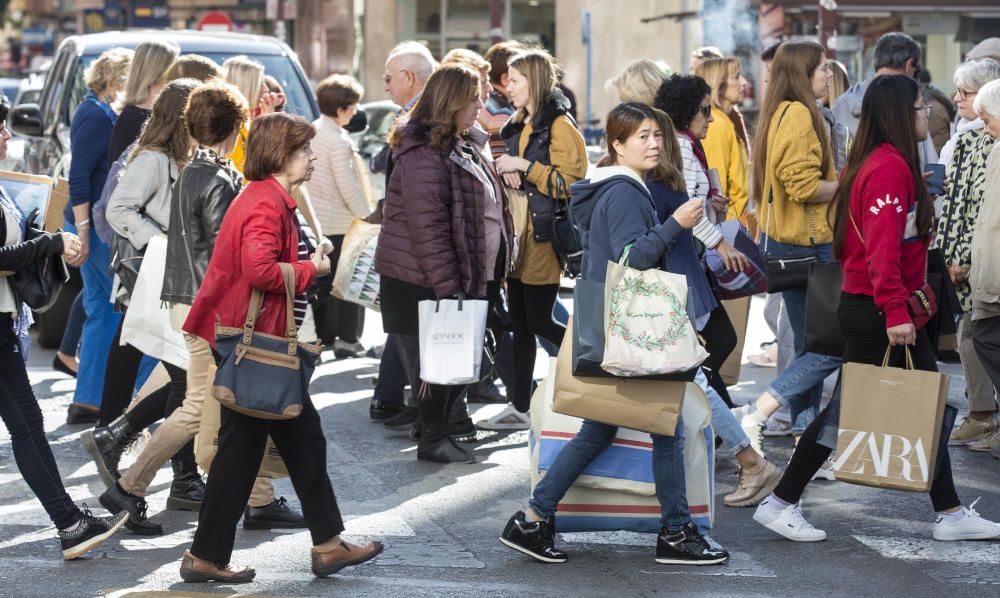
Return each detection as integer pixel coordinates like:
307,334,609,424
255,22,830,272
243,262,299,355
618,243,634,266
763,103,793,256
881,345,914,370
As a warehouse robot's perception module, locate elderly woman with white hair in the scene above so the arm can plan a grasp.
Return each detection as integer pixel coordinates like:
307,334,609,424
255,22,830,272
940,58,1000,168
969,79,1000,459
938,60,1000,449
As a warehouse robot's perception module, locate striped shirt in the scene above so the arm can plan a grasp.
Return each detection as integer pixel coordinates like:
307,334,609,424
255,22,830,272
676,135,723,249
293,231,309,328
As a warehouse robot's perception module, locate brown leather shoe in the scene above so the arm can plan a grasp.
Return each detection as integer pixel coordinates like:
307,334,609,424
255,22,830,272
311,539,384,577
179,550,256,583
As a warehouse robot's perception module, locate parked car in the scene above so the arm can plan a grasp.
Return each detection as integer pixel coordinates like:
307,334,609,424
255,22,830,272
10,30,320,348
349,100,399,201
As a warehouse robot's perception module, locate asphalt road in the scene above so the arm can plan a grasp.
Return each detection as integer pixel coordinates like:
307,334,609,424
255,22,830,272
0,296,998,598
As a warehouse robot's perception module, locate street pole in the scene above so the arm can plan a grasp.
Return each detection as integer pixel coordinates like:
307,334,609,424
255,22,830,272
489,0,503,45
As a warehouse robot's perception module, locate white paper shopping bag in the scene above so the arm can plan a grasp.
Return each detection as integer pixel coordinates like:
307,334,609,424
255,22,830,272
121,235,189,369
418,299,488,385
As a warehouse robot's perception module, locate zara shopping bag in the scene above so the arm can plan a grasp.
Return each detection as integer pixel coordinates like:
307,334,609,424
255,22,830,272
602,259,707,377
121,235,189,369
530,356,716,534
417,298,488,385
832,347,949,492
331,218,381,312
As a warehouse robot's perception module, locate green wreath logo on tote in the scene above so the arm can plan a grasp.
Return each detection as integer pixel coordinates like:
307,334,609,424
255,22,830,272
607,271,688,352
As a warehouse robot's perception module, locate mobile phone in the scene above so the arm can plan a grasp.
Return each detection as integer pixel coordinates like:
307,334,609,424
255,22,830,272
926,163,945,195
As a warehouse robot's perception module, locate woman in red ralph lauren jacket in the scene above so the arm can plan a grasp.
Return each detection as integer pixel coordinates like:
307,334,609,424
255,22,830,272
180,113,383,583
375,65,512,464
754,75,1000,544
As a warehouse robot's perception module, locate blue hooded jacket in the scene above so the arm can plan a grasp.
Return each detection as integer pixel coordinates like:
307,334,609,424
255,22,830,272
570,166,717,322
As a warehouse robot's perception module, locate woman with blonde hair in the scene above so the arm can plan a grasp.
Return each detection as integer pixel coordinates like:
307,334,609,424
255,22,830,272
224,56,283,172
484,49,587,431
695,57,751,226
63,46,133,424
108,40,178,164
606,58,671,105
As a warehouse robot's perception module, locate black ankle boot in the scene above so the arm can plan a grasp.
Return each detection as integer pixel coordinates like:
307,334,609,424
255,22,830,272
417,423,476,463
167,457,206,511
448,396,476,442
82,414,141,489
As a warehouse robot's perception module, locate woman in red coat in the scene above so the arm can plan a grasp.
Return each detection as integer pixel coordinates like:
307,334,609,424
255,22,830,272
179,112,384,583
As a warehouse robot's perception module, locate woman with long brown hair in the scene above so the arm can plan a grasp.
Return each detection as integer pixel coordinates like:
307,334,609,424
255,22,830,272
488,49,587,431
733,42,842,455
755,75,1000,543
376,65,513,463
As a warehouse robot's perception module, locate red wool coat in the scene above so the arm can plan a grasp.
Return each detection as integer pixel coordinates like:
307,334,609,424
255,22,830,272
183,176,317,348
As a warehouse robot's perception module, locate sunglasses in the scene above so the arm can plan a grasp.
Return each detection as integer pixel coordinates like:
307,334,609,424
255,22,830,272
699,104,712,118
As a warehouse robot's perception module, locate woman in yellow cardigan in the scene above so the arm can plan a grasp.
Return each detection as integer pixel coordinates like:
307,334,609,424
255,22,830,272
733,41,841,450
696,57,752,229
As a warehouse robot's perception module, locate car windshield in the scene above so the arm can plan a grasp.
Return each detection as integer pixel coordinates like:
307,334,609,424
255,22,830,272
72,51,316,121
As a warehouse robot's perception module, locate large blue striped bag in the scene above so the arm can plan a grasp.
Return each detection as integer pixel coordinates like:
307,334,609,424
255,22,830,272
529,357,716,535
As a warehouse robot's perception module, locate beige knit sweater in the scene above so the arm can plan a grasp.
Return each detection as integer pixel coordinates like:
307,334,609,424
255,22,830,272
305,117,375,236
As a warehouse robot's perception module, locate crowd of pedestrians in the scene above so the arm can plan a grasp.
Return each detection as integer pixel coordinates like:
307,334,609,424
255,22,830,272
1,30,1000,583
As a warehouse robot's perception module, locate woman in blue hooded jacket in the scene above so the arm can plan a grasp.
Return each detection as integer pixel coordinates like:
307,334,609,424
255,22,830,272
498,102,729,567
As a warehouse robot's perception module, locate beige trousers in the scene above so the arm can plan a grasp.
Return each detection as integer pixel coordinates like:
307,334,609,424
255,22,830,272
119,329,274,507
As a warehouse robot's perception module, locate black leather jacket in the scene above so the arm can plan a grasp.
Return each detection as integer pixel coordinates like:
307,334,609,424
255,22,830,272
161,149,242,305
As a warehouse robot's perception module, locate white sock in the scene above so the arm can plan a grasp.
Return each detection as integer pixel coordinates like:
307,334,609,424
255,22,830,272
936,509,965,524
60,519,83,533
766,494,791,510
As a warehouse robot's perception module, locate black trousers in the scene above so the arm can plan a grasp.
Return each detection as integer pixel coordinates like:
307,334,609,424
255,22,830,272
190,394,345,564
314,234,365,345
99,318,145,426
395,332,467,434
973,316,1000,391
699,305,737,408
773,293,961,512
507,278,564,412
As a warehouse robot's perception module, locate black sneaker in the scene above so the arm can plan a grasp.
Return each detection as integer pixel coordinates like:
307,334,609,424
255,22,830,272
370,400,404,421
243,496,307,530
655,522,729,565
384,406,419,431
59,506,129,560
99,484,164,536
499,511,568,563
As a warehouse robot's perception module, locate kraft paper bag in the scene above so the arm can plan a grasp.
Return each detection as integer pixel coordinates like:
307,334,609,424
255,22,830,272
719,296,751,386
530,356,716,533
832,349,949,493
553,318,685,437
196,394,288,479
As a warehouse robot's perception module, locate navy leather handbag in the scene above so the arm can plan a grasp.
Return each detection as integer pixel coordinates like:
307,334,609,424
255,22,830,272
212,263,322,420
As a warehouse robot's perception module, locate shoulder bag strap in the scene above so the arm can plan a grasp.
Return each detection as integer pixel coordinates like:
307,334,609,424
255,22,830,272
241,263,300,354
763,103,793,255
850,205,929,283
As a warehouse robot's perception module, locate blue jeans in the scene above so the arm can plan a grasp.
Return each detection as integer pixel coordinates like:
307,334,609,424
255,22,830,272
696,368,750,451
58,292,86,356
760,236,842,434
530,418,690,531
72,224,121,408
0,320,81,529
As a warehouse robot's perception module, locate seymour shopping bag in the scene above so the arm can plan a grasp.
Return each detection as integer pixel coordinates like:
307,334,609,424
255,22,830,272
530,357,716,534
833,347,949,492
602,259,707,377
331,218,382,312
418,298,488,385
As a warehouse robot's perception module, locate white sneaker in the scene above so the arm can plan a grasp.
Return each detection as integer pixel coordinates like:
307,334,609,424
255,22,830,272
811,457,837,481
753,497,827,542
476,404,530,431
740,413,765,456
933,499,1000,541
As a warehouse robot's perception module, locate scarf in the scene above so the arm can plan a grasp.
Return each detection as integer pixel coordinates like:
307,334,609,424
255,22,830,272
679,129,719,197
0,188,34,362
